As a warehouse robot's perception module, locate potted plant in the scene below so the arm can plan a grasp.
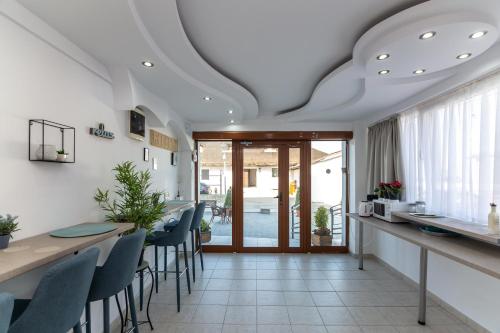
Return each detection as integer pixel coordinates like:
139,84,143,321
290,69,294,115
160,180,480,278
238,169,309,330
200,219,211,243
374,181,402,200
56,149,69,162
312,206,332,246
0,214,20,249
94,161,167,264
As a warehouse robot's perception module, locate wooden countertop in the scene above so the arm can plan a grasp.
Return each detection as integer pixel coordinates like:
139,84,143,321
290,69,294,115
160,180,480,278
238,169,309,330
392,211,500,245
164,200,194,214
0,223,134,284
348,214,500,279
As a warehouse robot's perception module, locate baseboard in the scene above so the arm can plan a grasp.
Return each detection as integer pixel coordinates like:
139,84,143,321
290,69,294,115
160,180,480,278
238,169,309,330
364,254,489,333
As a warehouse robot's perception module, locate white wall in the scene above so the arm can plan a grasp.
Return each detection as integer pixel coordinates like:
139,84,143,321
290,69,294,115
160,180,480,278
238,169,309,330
0,7,187,332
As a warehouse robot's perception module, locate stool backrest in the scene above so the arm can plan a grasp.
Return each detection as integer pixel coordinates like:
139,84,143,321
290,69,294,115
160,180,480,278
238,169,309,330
88,229,146,301
190,202,206,231
0,293,14,333
167,208,194,245
8,247,100,333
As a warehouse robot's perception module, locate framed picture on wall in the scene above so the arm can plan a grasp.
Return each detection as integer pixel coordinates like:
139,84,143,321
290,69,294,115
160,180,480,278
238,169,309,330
143,148,149,161
171,152,177,166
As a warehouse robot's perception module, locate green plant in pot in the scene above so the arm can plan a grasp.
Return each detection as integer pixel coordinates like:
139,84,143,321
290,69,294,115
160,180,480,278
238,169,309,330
312,206,332,246
94,161,167,262
200,219,211,244
0,214,20,249
56,149,69,162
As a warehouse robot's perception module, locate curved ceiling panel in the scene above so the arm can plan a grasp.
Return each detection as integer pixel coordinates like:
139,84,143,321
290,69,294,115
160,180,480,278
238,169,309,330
279,0,500,121
177,0,426,116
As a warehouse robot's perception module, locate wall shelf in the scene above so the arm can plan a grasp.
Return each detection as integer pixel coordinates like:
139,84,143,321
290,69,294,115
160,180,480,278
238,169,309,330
29,119,75,163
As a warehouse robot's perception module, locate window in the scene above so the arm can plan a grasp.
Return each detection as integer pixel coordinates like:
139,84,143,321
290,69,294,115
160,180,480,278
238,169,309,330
272,168,278,177
201,169,210,180
399,73,500,224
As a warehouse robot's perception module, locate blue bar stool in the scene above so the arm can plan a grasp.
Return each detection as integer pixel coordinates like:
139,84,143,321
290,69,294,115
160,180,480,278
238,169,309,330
189,202,206,282
0,293,14,333
8,248,100,333
82,229,146,333
147,208,194,312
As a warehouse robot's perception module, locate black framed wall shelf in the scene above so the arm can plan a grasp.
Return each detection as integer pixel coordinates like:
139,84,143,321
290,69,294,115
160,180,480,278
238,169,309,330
29,119,75,163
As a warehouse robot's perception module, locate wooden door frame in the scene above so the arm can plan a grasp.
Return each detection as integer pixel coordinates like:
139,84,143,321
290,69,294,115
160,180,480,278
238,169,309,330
194,132,351,253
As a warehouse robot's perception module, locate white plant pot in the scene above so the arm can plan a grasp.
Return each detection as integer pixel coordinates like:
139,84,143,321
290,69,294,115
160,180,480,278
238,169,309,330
57,153,69,162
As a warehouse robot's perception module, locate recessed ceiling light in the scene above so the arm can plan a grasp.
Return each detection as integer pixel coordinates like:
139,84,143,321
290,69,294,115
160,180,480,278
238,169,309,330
469,31,487,39
228,109,233,114
413,69,426,75
378,69,390,75
376,54,390,60
141,61,154,67
456,53,472,60
230,119,235,124
203,96,212,101
419,31,436,40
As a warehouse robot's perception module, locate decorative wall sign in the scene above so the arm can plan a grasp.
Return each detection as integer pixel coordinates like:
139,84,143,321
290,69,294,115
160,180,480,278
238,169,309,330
143,148,149,161
89,123,114,139
150,129,177,152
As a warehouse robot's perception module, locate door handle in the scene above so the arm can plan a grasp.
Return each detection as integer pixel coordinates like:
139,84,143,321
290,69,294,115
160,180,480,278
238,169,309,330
274,192,283,202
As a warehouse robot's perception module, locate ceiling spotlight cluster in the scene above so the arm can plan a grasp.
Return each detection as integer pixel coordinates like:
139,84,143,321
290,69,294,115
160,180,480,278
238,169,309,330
375,29,487,76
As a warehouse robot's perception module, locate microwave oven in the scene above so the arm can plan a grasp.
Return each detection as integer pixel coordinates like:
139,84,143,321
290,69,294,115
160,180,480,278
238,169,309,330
372,200,408,222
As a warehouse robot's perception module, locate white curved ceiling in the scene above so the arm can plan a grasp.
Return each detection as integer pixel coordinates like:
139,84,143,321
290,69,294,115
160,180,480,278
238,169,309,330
16,0,500,125
177,0,425,115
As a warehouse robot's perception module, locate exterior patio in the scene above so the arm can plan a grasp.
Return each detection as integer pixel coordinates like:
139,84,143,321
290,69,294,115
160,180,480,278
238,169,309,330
201,196,345,247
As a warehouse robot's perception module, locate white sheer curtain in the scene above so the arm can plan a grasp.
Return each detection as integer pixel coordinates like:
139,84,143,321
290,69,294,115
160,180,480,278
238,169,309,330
400,73,500,224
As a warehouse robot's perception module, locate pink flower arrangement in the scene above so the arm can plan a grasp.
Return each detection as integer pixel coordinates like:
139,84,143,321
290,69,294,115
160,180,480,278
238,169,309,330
374,181,402,199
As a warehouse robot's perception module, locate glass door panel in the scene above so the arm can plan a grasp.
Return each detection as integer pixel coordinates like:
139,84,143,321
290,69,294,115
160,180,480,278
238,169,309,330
242,146,279,248
310,141,346,247
288,147,301,248
197,141,233,246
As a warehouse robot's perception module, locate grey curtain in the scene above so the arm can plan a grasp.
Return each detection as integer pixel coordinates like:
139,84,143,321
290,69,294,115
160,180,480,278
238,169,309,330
366,117,403,194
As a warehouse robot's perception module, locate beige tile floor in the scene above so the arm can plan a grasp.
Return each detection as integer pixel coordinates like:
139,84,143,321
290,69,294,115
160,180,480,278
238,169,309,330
127,253,477,333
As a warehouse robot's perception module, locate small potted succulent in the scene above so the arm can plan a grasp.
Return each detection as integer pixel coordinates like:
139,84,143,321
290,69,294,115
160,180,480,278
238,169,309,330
56,149,69,162
200,219,211,243
312,206,332,246
0,214,20,249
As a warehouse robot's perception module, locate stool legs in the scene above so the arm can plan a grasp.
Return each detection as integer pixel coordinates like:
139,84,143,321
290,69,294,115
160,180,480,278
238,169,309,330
197,227,204,271
85,302,91,333
183,241,191,294
73,322,82,333
103,298,110,333
127,284,139,333
164,246,168,281
191,230,196,282
154,246,159,293
139,270,144,311
175,245,180,312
